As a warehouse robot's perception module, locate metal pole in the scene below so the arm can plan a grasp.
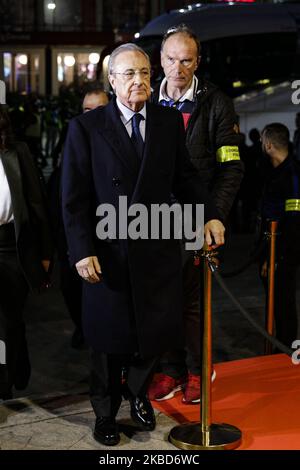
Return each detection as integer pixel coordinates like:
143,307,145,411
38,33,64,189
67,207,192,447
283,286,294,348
265,220,278,354
169,243,242,450
201,243,212,445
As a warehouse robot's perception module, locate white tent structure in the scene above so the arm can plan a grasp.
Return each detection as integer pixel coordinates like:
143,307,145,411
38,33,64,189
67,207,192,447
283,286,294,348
234,81,299,142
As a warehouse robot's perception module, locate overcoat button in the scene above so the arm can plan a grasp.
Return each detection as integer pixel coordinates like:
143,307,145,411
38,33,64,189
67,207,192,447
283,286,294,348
112,177,121,186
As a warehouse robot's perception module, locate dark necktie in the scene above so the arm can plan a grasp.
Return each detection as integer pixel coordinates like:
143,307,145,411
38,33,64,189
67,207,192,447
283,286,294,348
131,113,144,160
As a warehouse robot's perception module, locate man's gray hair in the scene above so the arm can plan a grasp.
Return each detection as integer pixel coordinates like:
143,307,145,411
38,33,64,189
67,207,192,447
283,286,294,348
108,43,150,74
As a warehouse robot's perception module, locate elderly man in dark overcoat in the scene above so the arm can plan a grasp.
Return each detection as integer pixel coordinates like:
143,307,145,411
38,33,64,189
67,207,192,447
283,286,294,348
62,43,224,446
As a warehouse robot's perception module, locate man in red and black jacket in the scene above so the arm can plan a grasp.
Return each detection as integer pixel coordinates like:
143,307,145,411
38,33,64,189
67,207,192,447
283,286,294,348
149,25,244,404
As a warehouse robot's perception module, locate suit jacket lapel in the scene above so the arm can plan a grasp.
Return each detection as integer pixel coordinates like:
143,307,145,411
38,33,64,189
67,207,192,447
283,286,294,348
98,98,140,175
1,148,25,239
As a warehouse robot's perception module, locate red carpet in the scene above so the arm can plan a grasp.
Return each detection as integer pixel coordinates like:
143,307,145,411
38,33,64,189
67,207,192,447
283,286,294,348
152,354,300,449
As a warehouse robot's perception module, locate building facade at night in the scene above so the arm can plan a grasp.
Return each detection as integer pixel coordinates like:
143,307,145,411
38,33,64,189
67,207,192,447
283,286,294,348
0,0,169,95
0,0,291,96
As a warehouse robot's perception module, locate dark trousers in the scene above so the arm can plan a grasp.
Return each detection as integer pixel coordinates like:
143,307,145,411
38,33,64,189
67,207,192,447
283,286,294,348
160,253,201,378
274,257,299,347
260,255,299,349
90,349,157,418
0,226,29,396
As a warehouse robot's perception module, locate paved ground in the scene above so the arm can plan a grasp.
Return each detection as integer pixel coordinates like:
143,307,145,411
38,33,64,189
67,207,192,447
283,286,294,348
0,393,177,450
0,232,299,450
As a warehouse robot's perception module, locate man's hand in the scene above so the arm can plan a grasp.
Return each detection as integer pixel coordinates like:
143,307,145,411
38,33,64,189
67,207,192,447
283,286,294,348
261,260,268,278
42,260,51,272
76,256,102,283
41,260,51,289
204,219,225,247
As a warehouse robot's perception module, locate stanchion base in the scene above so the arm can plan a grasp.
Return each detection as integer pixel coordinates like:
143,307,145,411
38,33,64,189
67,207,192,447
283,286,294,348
169,422,242,450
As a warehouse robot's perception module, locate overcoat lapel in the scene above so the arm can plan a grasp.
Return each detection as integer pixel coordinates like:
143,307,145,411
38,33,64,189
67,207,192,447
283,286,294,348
1,149,25,239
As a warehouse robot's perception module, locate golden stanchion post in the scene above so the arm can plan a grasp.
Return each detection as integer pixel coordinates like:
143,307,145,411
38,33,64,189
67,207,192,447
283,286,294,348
169,243,242,450
265,220,278,355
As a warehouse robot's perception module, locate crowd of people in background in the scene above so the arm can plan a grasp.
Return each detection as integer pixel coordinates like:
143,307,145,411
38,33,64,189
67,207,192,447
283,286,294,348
6,91,300,238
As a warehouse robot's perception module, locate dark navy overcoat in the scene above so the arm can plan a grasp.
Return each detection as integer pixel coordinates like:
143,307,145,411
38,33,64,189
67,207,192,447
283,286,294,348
62,99,217,357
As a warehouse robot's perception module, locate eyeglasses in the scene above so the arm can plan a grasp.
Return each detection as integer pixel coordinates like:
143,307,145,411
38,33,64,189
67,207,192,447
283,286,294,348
112,70,151,81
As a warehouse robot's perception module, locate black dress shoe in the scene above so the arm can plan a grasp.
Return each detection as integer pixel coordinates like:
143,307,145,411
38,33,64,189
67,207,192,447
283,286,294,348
129,395,156,431
93,417,120,446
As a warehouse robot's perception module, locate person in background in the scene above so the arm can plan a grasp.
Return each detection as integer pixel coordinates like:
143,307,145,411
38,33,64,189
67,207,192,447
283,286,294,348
259,123,300,349
293,112,300,162
82,88,109,113
149,24,243,404
24,99,46,168
0,105,53,400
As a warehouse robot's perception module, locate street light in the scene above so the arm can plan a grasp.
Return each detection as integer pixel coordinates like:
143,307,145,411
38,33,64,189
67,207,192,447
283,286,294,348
64,55,75,67
89,53,100,65
18,54,28,66
47,2,56,30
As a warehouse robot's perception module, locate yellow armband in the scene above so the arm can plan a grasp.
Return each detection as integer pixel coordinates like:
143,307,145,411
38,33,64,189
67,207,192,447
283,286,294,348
285,199,300,212
216,146,240,163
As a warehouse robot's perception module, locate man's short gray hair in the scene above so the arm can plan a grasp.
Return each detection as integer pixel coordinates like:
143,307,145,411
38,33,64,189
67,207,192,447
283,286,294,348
108,43,150,74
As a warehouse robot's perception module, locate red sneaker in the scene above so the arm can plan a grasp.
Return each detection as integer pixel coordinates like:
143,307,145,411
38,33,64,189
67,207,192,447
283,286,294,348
183,370,217,404
182,373,201,404
148,374,186,401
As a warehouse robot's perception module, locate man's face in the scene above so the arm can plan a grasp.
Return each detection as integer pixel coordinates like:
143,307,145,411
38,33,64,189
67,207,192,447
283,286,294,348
109,51,151,110
82,92,109,113
161,33,200,92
